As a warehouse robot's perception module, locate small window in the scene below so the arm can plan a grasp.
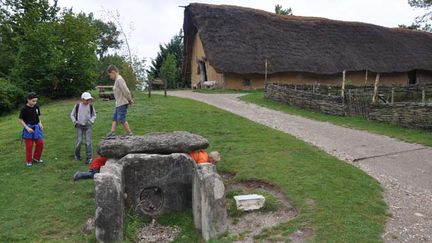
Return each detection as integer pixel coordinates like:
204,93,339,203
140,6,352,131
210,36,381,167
243,79,251,86
408,70,417,85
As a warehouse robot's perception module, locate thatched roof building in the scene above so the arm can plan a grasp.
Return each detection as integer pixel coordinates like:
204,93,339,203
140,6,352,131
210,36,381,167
183,3,432,89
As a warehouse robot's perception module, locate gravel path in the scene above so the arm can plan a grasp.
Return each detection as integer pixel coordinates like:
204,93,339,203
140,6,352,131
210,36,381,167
168,91,432,242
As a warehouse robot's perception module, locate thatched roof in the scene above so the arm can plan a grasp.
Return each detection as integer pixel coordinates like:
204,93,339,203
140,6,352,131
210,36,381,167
183,3,432,75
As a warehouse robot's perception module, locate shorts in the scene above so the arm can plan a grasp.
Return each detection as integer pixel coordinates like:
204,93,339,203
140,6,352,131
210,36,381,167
112,104,128,123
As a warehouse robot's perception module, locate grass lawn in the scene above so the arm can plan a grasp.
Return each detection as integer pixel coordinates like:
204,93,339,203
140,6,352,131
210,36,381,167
241,91,432,147
0,91,387,242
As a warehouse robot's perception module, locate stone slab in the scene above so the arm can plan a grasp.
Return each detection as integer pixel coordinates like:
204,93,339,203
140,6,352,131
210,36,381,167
120,153,195,216
98,131,209,158
234,194,265,211
94,171,124,243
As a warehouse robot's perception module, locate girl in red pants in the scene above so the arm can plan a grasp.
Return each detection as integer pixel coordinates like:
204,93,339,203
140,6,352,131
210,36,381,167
19,92,44,167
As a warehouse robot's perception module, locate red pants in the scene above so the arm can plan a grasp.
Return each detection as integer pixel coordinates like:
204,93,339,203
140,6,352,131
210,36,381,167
24,139,44,163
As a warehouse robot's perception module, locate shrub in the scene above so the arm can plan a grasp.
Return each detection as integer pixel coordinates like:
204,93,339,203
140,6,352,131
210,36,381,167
0,78,25,114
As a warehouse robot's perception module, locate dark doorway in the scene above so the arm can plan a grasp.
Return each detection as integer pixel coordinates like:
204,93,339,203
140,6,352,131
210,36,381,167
198,60,207,84
408,70,417,85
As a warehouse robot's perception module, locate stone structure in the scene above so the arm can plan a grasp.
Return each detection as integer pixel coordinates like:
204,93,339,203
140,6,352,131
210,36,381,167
98,131,210,158
121,153,195,216
94,131,227,242
94,160,124,243
234,194,265,211
192,163,228,241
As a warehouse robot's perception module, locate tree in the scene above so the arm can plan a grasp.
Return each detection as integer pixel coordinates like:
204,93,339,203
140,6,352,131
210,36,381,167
132,55,147,91
0,1,129,99
147,30,185,89
159,53,177,90
97,54,137,89
86,14,122,60
51,11,98,97
275,4,293,16
398,23,421,30
0,0,59,78
4,1,99,98
409,0,432,8
408,0,432,31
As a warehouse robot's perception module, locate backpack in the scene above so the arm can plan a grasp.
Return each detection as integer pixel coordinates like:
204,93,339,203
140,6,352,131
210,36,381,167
74,103,94,121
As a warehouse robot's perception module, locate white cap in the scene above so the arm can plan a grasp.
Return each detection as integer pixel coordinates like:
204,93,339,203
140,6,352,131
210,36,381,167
81,92,93,100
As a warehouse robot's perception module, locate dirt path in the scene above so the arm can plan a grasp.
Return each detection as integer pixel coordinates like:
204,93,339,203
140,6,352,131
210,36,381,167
168,91,432,242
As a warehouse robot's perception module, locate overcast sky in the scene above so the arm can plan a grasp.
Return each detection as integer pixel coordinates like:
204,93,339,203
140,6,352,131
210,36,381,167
58,0,425,62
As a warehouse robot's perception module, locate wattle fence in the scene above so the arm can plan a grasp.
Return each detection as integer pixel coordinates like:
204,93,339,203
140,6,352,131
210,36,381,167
265,83,432,130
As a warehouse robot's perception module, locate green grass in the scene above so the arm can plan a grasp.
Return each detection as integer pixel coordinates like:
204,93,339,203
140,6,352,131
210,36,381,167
241,91,432,147
0,91,387,242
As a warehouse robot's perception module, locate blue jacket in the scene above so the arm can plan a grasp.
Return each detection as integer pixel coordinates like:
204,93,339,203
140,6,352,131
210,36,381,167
22,124,44,140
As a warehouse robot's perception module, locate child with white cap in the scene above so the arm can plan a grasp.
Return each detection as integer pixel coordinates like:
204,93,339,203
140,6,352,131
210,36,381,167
70,92,97,164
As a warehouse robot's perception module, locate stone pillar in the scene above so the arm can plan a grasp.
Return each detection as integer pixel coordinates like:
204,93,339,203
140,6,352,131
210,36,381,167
94,160,124,243
120,153,195,216
193,163,228,241
192,163,216,229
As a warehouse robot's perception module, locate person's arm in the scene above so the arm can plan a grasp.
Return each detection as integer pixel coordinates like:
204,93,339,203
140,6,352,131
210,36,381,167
70,105,77,124
118,79,133,104
90,106,96,124
19,119,34,133
37,105,43,130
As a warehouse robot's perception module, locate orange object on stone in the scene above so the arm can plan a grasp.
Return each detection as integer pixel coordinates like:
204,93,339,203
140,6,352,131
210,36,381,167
189,150,209,163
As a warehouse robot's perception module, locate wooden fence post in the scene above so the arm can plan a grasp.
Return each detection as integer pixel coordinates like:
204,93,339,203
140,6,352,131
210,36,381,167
264,59,268,85
391,88,394,104
164,79,167,97
372,73,380,104
341,70,346,98
365,70,368,86
422,87,426,104
148,80,152,98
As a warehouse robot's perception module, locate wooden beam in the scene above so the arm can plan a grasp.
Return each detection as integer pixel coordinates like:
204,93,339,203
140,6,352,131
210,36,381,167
422,87,426,104
341,70,346,97
264,59,268,85
164,78,167,97
372,73,380,104
365,70,368,86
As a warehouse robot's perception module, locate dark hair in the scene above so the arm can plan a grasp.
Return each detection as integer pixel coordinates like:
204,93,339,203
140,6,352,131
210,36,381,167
27,92,38,100
107,64,119,73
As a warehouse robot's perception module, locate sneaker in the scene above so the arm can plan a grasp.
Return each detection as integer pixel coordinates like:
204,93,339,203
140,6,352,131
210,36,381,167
26,162,32,167
125,131,133,136
73,171,80,181
85,159,91,164
32,158,43,164
106,131,116,139
74,155,81,161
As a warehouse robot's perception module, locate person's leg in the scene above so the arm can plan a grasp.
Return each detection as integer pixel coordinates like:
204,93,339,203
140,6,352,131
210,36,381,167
84,126,92,164
107,108,118,137
74,127,83,160
123,121,132,134
111,121,117,133
73,171,96,181
24,139,33,165
33,139,44,161
118,105,132,134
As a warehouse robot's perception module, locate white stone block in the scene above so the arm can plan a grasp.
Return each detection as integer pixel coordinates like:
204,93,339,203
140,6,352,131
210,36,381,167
234,194,265,211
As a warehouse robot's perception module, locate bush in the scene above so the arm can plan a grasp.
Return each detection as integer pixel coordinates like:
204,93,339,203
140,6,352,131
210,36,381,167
0,78,25,114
